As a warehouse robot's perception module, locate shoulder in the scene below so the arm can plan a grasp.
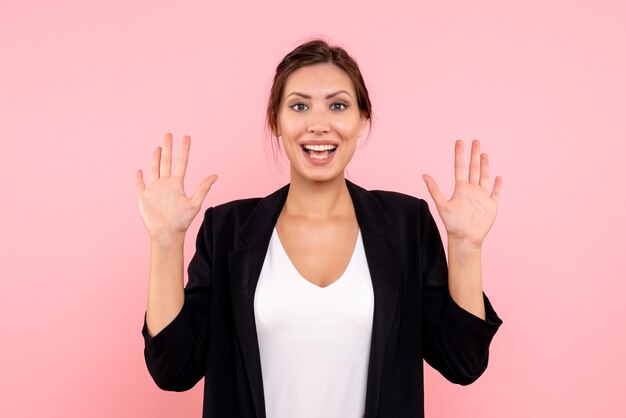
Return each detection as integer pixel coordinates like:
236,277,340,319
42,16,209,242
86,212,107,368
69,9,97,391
366,187,429,215
357,185,438,236
198,183,289,231
202,196,263,226
368,188,424,206
214,196,263,214
344,179,436,238
360,186,443,252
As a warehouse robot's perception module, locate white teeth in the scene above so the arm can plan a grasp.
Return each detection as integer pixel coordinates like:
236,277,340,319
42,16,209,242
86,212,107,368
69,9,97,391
309,152,330,160
303,144,337,151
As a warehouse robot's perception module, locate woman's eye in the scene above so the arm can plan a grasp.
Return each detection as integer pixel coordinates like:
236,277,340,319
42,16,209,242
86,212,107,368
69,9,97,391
331,103,347,111
291,103,308,111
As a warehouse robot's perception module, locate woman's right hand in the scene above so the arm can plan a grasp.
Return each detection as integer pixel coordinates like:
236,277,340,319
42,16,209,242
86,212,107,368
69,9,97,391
136,133,218,242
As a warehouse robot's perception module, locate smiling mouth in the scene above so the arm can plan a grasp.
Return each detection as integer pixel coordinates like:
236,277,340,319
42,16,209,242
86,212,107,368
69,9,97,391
301,144,338,158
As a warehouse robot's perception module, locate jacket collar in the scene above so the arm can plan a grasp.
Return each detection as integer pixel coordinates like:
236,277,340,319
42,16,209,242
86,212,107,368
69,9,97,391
237,178,392,246
228,178,402,418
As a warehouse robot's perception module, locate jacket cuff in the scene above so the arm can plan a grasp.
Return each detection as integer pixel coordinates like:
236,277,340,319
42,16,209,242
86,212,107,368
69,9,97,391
445,292,503,343
142,308,191,356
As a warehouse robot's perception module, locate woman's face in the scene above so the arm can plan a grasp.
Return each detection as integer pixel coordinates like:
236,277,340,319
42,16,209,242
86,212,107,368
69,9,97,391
276,63,367,184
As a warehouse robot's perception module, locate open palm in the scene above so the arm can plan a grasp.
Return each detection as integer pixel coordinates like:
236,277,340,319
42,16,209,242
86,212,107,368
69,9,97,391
136,133,218,240
422,140,502,249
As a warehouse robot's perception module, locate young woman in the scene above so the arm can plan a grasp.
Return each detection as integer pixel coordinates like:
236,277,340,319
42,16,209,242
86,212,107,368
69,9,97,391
136,39,503,418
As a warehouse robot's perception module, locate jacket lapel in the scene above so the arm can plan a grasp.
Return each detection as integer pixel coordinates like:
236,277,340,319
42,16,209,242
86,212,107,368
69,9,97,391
227,183,288,418
227,179,402,418
346,180,403,418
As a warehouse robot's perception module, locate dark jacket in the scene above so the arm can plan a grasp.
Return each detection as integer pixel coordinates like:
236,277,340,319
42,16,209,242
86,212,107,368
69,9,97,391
142,178,503,418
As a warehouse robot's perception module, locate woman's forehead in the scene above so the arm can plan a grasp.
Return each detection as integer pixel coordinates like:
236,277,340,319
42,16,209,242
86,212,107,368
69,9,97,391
283,64,355,97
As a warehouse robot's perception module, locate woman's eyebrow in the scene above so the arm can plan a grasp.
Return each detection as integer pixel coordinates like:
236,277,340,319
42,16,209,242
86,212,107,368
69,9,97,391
286,90,352,99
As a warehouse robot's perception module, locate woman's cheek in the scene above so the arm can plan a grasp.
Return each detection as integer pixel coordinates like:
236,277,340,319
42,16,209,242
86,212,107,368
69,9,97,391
335,122,359,139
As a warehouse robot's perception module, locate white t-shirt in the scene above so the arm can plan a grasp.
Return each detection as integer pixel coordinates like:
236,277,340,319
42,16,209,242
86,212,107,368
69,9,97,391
254,227,374,418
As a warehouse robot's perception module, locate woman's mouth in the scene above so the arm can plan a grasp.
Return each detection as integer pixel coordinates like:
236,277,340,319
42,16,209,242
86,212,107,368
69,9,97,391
301,144,338,160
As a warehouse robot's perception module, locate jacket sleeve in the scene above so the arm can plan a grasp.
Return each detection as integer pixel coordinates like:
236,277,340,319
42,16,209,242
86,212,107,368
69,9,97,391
418,199,503,385
141,207,214,391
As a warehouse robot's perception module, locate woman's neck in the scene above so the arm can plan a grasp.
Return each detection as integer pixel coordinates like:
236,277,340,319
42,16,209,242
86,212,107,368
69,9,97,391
283,174,353,220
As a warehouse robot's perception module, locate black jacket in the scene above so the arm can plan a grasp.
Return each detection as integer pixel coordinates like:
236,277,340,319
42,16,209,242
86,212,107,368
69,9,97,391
142,179,503,418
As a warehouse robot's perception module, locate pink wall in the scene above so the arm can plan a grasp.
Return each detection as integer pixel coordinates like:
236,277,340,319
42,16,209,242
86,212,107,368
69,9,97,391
2,0,625,416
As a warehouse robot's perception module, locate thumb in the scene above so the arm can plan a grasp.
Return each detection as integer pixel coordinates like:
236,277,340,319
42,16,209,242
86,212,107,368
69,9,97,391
191,175,219,209
422,174,446,209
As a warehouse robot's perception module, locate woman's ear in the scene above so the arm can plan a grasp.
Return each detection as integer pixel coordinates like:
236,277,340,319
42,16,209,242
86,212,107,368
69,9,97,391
274,119,281,137
358,114,368,138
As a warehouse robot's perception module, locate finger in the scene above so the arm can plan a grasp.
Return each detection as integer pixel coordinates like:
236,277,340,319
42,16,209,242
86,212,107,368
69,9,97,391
190,175,219,209
454,139,466,183
422,174,447,209
479,153,489,188
174,135,191,178
491,176,503,204
150,146,161,183
160,132,173,177
136,169,146,193
468,139,481,184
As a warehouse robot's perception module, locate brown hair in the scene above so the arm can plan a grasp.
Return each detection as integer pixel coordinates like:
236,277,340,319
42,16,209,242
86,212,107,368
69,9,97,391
265,38,373,162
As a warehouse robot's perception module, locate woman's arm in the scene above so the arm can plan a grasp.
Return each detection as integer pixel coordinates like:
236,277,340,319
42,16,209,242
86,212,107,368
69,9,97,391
420,139,503,384
447,240,485,319
419,198,502,385
136,133,218,390
422,139,502,320
136,133,218,335
141,208,215,391
146,233,186,336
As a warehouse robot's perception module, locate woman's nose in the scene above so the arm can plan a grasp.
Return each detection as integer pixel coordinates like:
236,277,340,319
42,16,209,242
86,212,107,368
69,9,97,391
307,108,331,134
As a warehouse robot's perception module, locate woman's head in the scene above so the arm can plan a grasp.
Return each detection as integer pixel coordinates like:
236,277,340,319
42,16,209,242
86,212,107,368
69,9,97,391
266,39,373,182
267,39,372,138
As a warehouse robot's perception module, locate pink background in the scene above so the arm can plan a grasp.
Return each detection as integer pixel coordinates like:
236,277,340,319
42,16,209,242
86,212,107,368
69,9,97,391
2,0,625,417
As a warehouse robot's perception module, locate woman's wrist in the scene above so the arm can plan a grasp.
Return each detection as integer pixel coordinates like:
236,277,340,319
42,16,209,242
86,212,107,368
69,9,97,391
447,234,483,253
149,231,186,247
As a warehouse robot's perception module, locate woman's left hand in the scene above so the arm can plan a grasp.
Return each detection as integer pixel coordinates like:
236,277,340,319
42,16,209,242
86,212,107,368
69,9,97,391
422,139,502,249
